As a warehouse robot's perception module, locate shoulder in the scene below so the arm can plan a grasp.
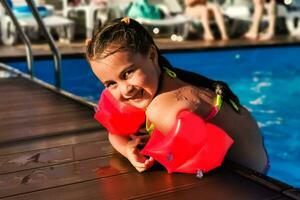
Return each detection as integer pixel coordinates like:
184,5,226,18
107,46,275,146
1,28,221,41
146,85,213,134
146,90,185,134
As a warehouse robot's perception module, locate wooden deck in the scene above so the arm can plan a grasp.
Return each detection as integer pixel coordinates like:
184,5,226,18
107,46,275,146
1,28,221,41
0,36,300,61
0,68,297,199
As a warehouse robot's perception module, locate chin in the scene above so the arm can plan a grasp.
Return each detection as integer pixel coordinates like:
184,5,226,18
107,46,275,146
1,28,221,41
130,99,150,110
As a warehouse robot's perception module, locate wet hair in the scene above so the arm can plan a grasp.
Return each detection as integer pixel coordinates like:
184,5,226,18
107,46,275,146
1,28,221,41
86,18,240,112
86,17,154,60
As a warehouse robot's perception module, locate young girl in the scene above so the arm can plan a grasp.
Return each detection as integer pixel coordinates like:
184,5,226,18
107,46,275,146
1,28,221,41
86,17,268,174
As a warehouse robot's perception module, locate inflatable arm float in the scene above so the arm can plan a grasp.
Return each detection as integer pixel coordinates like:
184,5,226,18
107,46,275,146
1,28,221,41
94,89,145,135
141,110,234,174
94,89,233,174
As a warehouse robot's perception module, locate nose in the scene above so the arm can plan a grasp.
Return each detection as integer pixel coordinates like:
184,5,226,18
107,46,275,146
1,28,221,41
119,82,135,98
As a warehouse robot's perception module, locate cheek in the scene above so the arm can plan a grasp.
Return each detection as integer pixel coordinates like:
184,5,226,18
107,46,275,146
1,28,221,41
108,89,122,101
91,66,106,84
146,76,158,91
139,72,159,94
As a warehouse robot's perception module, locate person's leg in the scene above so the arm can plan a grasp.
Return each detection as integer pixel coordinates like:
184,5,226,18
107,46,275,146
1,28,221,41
198,5,215,41
260,0,276,40
244,0,264,39
185,2,214,41
207,3,229,40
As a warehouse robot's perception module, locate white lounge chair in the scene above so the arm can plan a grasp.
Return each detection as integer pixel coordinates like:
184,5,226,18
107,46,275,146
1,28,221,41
135,15,193,41
1,0,74,46
62,0,108,38
286,11,300,36
222,5,252,21
284,1,300,36
112,0,192,41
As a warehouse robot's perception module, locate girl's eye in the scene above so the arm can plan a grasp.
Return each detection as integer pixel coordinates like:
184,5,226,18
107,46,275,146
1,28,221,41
123,70,134,79
105,81,116,88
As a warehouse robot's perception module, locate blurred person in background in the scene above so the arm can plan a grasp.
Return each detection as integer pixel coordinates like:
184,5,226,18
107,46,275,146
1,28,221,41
184,0,229,41
244,0,277,40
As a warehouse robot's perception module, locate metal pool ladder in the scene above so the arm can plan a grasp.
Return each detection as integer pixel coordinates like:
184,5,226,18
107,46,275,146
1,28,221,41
0,0,62,88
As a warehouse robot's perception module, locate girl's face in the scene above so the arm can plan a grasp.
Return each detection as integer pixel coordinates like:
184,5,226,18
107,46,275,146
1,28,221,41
90,46,161,110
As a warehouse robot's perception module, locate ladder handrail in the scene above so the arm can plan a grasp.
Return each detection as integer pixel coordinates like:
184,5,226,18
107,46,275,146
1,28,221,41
1,0,34,78
1,0,62,89
25,0,62,88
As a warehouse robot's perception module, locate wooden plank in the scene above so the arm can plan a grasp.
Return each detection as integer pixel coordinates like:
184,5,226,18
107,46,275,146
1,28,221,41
2,168,287,200
1,108,96,127
0,145,74,175
0,118,99,144
0,130,107,156
0,78,102,143
0,155,132,198
131,170,290,200
0,80,91,113
1,36,300,60
0,139,115,174
0,105,90,121
156,37,300,51
73,140,116,161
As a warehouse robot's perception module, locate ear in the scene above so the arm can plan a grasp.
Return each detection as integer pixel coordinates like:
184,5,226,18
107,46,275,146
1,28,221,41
149,45,159,66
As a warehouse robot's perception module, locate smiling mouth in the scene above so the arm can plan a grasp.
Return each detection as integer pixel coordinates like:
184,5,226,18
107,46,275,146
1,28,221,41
129,89,144,101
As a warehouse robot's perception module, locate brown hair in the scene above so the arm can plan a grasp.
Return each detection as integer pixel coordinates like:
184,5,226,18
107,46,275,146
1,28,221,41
86,17,156,61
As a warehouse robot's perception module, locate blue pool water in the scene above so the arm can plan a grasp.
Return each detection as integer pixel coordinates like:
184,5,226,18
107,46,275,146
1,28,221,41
6,46,300,188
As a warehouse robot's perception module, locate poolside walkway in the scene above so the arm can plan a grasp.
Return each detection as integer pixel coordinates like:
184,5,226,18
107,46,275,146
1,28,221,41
0,35,300,60
0,68,297,199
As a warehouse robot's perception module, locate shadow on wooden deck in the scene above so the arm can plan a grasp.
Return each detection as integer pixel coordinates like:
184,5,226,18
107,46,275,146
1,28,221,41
0,68,297,200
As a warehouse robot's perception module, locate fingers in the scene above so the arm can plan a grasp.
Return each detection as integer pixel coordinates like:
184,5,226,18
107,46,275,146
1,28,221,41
131,159,148,172
132,157,155,173
126,137,155,173
147,157,154,164
133,162,148,169
145,157,155,168
135,166,147,172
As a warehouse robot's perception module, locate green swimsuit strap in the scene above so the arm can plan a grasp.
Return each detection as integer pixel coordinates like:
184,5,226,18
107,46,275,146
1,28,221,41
163,67,177,78
145,116,155,135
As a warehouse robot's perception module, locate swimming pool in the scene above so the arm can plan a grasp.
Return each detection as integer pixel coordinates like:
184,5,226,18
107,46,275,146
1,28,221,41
5,45,300,188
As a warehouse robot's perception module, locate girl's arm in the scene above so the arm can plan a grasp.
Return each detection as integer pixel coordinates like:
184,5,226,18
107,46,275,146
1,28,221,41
108,133,154,172
108,133,130,157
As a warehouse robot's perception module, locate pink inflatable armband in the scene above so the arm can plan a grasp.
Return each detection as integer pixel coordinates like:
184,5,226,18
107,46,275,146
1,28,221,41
94,89,145,135
141,110,233,174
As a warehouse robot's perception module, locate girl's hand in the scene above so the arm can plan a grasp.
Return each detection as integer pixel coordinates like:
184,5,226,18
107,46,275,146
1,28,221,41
126,136,154,172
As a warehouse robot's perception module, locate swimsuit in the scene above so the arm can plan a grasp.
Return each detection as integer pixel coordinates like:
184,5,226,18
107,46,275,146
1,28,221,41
146,67,223,134
204,94,223,121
